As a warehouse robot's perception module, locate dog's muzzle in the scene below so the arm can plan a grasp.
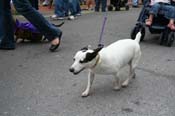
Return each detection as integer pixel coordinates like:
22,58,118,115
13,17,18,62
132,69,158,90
69,67,85,75
69,68,75,73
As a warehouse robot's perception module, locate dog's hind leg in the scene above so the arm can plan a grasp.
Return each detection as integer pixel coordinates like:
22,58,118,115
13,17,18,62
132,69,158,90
122,52,141,87
122,62,134,87
82,71,95,97
113,74,121,91
130,51,141,79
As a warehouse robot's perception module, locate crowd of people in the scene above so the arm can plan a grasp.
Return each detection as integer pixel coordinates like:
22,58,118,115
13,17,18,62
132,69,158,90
0,0,142,51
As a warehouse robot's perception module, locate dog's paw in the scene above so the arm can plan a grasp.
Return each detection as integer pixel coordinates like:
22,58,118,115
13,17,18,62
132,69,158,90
81,91,89,97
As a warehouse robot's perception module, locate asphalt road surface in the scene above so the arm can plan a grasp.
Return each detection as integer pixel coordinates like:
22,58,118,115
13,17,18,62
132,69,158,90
0,7,175,116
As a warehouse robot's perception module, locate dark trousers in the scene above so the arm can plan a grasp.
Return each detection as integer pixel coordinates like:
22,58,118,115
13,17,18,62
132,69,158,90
0,0,15,48
95,0,107,12
29,0,39,10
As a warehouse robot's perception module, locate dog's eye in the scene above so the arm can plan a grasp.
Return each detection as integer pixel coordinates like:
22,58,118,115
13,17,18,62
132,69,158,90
73,58,75,61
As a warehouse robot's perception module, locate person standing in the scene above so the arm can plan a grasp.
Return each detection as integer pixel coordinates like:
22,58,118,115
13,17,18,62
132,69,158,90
68,0,82,19
95,0,107,12
0,0,62,52
0,0,15,50
51,0,68,20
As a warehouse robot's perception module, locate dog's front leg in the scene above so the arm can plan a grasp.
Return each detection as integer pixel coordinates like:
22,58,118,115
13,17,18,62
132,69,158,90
82,71,95,97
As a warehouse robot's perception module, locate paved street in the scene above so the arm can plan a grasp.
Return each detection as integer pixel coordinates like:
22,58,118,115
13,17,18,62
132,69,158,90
0,7,175,116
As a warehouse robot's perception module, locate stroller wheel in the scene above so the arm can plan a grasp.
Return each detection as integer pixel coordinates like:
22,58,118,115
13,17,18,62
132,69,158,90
131,26,139,39
166,31,175,47
131,25,145,41
159,32,165,45
115,6,120,11
159,28,170,46
108,5,113,11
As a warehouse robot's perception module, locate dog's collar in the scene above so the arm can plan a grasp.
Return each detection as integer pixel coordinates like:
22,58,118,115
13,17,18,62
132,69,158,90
91,54,100,69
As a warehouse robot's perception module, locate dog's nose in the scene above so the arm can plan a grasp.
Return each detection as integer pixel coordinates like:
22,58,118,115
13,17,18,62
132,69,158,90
69,68,74,73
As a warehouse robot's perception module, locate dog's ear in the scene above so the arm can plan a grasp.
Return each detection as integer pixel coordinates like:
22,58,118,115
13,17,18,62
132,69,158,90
81,46,88,51
80,45,91,52
80,47,103,63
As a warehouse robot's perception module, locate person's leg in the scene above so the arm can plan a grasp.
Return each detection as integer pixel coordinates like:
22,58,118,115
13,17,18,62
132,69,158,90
86,0,90,9
101,0,107,12
29,0,39,10
13,0,62,51
53,0,65,18
69,0,77,16
146,14,154,26
0,0,15,49
163,5,175,30
132,0,138,7
95,0,100,11
145,3,160,26
64,0,69,17
76,0,81,15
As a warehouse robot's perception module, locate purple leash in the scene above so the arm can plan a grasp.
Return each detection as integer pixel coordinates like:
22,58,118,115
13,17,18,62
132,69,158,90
98,16,107,48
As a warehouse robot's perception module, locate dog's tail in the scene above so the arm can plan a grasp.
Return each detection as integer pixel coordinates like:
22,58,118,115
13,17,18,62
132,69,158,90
134,31,142,43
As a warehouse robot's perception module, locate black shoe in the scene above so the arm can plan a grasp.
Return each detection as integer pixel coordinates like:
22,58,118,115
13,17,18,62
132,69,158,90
49,32,62,52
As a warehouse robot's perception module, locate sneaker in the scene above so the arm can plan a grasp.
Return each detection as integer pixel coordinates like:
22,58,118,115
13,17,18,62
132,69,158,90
67,15,77,20
42,1,49,6
76,13,81,16
50,15,64,20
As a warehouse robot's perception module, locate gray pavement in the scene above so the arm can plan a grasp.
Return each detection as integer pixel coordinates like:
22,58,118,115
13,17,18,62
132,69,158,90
0,8,175,116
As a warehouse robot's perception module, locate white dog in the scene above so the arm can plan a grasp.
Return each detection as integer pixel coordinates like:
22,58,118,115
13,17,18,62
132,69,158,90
69,32,142,97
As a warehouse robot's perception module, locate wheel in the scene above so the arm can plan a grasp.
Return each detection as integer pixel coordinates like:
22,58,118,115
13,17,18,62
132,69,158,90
159,32,165,45
108,5,113,11
166,32,175,47
115,6,120,11
131,26,139,40
159,28,170,46
125,5,129,10
140,27,145,41
130,25,145,41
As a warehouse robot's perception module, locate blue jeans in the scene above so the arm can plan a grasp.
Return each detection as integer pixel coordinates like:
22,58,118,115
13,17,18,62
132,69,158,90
95,0,107,12
132,0,138,6
54,0,67,17
149,3,175,19
0,0,15,49
69,0,81,16
13,0,62,41
76,0,81,14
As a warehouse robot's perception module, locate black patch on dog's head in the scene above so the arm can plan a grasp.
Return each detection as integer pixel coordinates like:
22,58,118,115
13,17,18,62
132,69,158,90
80,46,88,52
80,47,103,63
80,45,92,52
